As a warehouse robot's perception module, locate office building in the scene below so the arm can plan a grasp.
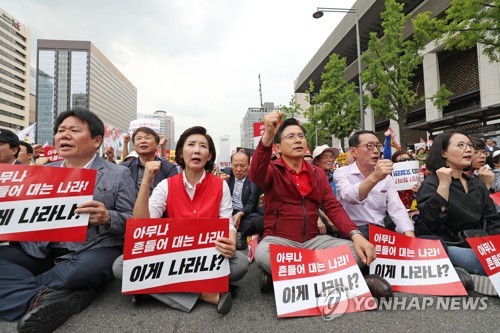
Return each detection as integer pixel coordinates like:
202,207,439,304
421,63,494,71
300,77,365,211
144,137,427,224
0,8,31,132
240,102,281,149
36,40,137,144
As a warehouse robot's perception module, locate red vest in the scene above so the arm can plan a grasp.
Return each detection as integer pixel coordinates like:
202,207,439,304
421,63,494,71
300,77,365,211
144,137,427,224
166,173,223,218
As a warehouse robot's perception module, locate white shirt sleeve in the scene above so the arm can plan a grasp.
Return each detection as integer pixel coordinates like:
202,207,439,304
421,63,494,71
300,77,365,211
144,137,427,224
149,179,168,218
220,181,236,232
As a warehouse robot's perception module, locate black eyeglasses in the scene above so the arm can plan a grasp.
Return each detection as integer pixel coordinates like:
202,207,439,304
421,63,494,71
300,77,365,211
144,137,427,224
356,143,383,151
397,157,414,162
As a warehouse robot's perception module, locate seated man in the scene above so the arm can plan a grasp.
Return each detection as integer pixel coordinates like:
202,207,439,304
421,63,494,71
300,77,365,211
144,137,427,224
226,151,263,250
0,110,135,332
334,130,415,239
122,126,178,195
0,129,21,164
250,111,392,298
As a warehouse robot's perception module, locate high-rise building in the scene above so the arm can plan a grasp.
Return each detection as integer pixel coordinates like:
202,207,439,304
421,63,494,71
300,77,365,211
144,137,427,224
218,135,231,169
137,110,175,149
36,40,137,144
0,8,31,132
240,102,281,149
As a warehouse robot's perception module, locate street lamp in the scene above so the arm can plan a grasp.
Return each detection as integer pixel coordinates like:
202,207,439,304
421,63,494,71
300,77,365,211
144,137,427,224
313,7,364,130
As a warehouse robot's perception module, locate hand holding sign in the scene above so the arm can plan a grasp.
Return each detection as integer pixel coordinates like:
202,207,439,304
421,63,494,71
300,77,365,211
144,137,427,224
75,200,110,226
352,233,376,265
215,234,236,259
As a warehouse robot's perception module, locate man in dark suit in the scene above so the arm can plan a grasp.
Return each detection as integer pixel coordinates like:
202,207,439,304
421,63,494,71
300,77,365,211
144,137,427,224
122,127,177,195
225,151,263,250
0,110,135,332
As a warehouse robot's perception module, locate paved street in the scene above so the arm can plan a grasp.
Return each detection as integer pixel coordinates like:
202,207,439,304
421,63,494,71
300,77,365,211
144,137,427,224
1,254,500,333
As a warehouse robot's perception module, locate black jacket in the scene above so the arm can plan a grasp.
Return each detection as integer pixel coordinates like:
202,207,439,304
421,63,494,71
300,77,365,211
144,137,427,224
416,173,500,242
227,174,262,216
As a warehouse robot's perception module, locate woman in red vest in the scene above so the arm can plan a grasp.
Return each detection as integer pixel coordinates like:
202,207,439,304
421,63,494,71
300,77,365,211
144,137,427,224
132,126,248,314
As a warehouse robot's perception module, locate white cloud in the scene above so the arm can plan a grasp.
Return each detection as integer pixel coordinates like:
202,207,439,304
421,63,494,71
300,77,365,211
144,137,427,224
2,0,355,152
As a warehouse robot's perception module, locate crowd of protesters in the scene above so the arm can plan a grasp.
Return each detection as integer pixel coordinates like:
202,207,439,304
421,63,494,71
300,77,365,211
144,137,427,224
0,110,499,332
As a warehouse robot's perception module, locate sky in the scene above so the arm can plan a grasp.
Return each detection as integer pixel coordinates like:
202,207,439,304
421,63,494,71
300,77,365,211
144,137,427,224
2,0,356,152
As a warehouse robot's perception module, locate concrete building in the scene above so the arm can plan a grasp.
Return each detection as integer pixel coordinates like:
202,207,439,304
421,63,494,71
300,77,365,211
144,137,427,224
36,40,137,144
295,0,500,145
137,110,175,149
240,102,282,149
0,8,31,132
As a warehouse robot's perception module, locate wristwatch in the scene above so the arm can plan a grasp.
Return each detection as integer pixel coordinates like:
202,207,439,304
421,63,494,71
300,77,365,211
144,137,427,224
349,229,363,240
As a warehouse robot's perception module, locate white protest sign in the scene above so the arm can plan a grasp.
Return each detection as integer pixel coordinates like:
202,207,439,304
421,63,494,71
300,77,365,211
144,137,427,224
392,160,420,191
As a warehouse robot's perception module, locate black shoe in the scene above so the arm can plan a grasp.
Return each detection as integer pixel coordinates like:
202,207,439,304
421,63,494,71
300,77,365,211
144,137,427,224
18,289,74,333
455,267,474,291
259,270,273,293
131,294,149,305
364,274,394,300
236,232,247,251
17,288,96,333
217,292,233,315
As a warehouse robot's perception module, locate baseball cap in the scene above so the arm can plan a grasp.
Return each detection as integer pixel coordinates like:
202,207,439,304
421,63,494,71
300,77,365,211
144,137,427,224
312,145,339,160
124,150,138,160
0,129,20,147
492,150,500,159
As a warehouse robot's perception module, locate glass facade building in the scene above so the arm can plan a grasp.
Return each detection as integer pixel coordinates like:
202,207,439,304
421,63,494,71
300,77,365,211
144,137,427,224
36,40,137,144
0,8,30,132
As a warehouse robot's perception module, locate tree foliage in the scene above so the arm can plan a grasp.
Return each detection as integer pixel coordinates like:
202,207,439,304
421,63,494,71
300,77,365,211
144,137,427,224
362,0,428,149
414,0,500,62
280,95,303,119
314,54,360,143
303,81,329,149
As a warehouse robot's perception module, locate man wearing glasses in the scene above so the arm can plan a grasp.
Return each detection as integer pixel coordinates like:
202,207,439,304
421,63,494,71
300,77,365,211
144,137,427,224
334,130,415,239
250,112,393,299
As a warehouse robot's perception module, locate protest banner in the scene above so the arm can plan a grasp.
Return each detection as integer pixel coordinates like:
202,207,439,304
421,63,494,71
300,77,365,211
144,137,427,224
467,235,500,295
392,160,420,191
129,118,161,133
122,218,230,294
369,225,467,295
491,192,500,206
43,145,63,162
269,244,375,318
253,122,265,148
0,164,95,242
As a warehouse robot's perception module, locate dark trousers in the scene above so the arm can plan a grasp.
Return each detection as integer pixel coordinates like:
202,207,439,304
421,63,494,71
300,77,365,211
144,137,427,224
0,244,120,321
238,212,264,237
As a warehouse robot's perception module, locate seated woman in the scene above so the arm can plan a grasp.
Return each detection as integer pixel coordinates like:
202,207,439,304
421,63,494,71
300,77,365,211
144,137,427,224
114,126,248,314
416,131,500,295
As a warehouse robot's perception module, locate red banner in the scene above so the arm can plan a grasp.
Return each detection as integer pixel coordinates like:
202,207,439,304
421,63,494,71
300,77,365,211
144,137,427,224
43,145,63,162
122,218,230,294
253,122,265,137
270,244,374,318
369,225,467,295
467,235,500,295
0,164,96,242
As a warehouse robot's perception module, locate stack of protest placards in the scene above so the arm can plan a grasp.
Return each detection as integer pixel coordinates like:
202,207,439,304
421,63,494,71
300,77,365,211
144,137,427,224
369,225,467,295
122,218,230,294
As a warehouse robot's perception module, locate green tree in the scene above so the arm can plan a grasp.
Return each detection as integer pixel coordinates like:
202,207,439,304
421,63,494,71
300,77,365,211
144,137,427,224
303,80,329,149
414,0,500,62
314,53,360,147
280,95,303,119
362,0,449,148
